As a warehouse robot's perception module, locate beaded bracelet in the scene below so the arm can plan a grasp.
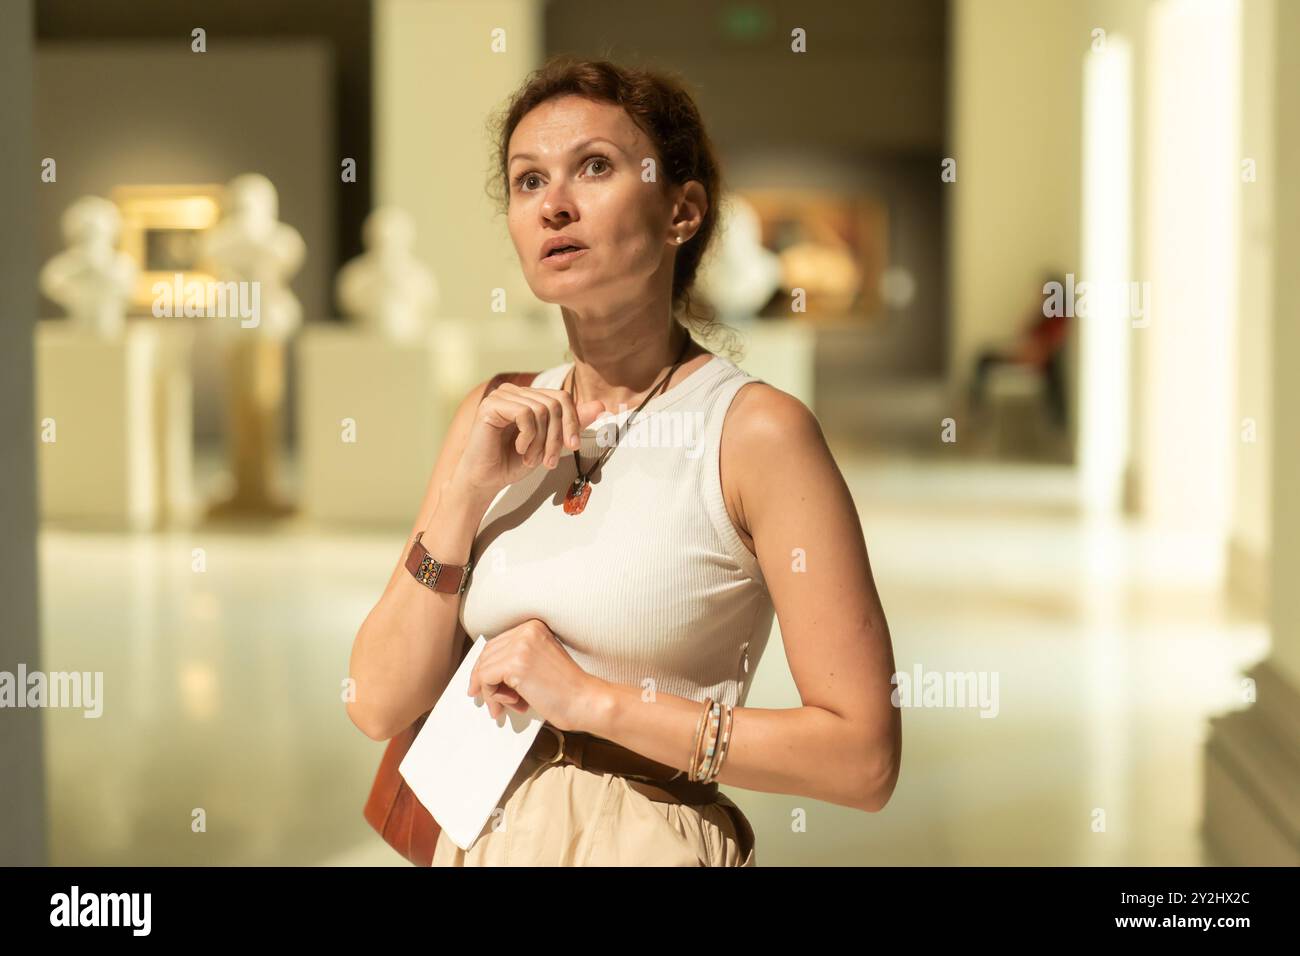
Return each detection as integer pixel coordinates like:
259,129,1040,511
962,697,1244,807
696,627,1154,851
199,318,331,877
693,699,723,783
688,699,713,782
704,702,735,784
712,697,733,780
687,697,713,781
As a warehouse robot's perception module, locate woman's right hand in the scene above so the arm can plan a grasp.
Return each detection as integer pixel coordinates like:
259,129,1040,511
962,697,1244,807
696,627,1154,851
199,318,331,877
449,380,607,500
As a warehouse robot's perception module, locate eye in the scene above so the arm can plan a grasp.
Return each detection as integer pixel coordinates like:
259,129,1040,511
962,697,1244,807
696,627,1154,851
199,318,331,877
513,155,612,193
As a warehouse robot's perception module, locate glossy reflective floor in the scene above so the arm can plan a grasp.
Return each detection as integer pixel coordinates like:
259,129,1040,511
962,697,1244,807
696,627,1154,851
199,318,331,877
37,449,1266,865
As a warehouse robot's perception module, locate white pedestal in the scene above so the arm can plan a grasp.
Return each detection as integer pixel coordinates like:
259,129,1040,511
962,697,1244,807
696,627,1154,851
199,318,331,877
429,314,570,410
726,317,817,408
296,325,443,526
298,318,565,526
151,322,198,525
35,321,160,530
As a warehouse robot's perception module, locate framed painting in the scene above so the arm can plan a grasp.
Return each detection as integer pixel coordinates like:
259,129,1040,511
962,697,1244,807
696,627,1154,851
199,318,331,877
110,184,224,316
738,187,888,320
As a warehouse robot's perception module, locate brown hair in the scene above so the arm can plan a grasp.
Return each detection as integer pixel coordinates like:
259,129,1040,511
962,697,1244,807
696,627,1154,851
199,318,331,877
487,54,739,356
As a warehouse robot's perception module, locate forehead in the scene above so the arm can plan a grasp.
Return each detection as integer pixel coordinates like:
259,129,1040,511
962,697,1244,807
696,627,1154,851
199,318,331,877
508,95,651,162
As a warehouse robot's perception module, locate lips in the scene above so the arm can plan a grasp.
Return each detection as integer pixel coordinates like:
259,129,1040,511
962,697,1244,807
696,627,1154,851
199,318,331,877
541,236,588,260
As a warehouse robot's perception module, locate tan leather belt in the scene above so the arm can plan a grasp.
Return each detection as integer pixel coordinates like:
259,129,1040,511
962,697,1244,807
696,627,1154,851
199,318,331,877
527,723,720,805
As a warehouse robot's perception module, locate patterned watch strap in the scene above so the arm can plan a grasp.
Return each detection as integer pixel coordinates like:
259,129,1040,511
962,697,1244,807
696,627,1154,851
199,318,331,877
404,531,472,595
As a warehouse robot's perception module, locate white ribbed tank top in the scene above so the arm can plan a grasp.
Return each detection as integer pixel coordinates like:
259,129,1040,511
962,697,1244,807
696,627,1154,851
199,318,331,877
459,353,774,709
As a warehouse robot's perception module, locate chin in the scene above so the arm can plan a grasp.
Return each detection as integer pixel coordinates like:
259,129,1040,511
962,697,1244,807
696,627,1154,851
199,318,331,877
531,278,593,308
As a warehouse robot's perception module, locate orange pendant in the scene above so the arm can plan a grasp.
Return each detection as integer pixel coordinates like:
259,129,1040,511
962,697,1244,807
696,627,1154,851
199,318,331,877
564,476,591,515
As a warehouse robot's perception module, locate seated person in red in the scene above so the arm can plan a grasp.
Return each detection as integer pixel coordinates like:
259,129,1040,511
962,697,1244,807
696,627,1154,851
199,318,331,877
968,272,1070,428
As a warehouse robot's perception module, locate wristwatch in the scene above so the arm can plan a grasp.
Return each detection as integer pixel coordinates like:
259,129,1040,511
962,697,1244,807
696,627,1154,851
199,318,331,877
404,530,474,595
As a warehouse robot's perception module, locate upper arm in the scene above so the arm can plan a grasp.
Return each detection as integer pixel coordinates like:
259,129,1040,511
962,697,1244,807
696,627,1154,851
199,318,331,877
376,376,496,604
722,385,900,772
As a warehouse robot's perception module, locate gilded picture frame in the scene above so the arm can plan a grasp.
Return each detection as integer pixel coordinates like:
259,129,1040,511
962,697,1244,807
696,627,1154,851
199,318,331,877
739,187,888,320
110,184,224,315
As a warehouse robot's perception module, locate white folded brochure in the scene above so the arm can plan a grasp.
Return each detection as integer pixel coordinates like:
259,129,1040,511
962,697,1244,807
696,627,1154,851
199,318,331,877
398,634,547,851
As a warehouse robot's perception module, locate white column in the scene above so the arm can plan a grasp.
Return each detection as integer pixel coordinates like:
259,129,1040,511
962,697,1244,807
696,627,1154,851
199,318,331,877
1227,0,1274,615
1264,0,1300,695
948,0,1084,415
1202,0,1299,867
374,0,547,321
1078,38,1133,514
1135,0,1241,580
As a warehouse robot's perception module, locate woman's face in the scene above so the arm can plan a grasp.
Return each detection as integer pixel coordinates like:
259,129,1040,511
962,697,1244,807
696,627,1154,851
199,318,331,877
506,95,679,311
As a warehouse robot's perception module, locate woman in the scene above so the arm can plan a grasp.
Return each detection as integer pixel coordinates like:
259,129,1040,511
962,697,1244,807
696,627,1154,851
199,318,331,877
347,56,901,866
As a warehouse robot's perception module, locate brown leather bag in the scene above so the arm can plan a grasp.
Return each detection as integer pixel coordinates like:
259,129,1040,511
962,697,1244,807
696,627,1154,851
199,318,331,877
363,370,539,866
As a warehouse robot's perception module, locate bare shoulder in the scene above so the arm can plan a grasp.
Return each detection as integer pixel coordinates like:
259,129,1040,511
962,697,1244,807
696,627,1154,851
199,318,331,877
719,381,828,552
724,380,822,444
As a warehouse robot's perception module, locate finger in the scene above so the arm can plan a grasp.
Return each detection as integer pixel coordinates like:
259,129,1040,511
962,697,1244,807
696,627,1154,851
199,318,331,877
520,398,562,469
501,385,569,460
492,683,521,702
466,647,494,698
467,655,497,699
481,392,538,460
547,388,581,450
490,685,519,712
514,404,542,463
474,658,509,701
500,389,550,466
488,686,517,712
521,397,554,468
535,394,566,467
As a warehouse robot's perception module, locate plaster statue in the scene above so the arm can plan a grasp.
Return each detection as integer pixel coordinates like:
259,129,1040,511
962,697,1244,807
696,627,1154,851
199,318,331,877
39,195,138,337
694,193,783,320
198,173,305,342
336,206,438,342
198,173,304,519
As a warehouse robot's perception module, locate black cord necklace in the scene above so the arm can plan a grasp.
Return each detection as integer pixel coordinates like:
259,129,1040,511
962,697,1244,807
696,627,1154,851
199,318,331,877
562,330,693,515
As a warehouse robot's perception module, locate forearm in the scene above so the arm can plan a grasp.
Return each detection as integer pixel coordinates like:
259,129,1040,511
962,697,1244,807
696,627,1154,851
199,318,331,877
577,678,890,812
417,478,494,563
348,479,494,739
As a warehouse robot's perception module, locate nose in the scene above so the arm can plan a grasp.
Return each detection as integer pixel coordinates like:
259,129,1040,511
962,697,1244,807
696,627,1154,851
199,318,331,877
540,183,577,228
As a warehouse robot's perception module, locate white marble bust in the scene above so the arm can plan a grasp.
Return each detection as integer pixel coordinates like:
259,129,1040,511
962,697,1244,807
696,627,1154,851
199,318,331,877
198,173,306,341
695,193,783,320
39,195,138,338
335,206,438,342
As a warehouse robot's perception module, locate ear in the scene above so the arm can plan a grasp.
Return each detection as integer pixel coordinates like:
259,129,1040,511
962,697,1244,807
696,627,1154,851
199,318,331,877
669,180,708,241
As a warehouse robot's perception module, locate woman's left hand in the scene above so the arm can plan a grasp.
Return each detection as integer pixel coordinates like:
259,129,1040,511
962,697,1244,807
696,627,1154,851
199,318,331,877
466,618,598,732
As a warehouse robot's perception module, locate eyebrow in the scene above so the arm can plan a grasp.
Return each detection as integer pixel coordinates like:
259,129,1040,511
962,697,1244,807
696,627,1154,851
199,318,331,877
508,137,623,167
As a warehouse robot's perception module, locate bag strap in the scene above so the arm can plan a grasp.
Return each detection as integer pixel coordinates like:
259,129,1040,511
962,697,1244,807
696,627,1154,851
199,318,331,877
458,370,538,659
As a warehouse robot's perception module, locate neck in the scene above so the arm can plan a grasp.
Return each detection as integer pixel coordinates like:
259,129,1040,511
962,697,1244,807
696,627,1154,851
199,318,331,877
561,305,701,414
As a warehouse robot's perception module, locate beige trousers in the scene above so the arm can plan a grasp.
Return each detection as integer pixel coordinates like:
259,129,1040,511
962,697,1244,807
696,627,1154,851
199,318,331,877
431,746,757,866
